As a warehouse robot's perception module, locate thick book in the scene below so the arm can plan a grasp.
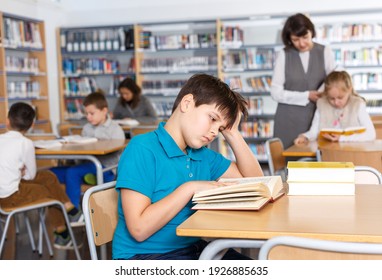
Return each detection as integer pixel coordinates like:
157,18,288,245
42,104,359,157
287,182,355,196
287,161,355,183
191,176,283,211
320,126,366,136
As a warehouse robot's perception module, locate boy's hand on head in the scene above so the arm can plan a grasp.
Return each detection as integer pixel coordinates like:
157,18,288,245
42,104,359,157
221,112,242,137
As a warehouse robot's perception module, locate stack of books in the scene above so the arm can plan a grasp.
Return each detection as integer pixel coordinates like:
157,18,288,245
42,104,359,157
287,161,355,195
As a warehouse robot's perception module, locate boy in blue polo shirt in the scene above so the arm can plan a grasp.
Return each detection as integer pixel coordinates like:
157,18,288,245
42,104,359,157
113,74,263,260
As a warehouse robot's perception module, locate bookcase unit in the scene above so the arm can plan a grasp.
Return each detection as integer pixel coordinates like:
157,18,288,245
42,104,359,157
57,24,135,124
0,12,51,133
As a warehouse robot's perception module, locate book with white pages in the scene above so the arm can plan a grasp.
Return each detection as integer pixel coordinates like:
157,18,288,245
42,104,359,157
192,176,284,210
61,135,98,144
114,119,140,126
33,139,63,149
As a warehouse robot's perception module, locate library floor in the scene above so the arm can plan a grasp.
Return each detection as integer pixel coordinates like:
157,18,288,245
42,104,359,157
0,210,112,260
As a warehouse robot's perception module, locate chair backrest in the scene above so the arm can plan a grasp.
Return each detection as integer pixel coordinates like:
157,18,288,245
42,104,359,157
82,181,118,260
68,126,83,135
130,125,157,137
265,138,286,176
355,166,382,184
258,236,382,260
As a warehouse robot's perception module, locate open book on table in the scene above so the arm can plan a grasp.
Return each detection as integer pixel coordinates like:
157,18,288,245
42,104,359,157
192,176,284,211
60,135,98,144
320,126,366,136
34,135,97,149
114,119,140,127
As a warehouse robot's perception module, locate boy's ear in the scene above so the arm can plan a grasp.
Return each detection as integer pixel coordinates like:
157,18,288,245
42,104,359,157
180,93,194,112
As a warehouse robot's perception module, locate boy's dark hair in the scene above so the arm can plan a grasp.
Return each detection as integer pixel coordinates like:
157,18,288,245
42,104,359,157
118,77,141,109
282,13,316,47
172,74,248,129
8,102,36,132
83,91,108,110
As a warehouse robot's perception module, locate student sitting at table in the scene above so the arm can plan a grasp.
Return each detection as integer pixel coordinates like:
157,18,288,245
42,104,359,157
51,91,125,208
0,102,83,249
294,71,376,144
112,73,264,260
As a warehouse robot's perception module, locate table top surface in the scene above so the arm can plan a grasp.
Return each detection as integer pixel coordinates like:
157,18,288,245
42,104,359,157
177,184,382,243
35,139,128,155
283,139,382,157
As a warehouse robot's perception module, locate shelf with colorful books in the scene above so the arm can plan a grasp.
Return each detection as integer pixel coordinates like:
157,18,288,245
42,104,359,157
135,19,218,119
0,12,51,133
57,24,136,124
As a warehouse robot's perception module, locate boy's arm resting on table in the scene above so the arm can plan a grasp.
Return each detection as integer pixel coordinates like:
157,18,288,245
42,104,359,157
220,114,263,178
121,180,226,242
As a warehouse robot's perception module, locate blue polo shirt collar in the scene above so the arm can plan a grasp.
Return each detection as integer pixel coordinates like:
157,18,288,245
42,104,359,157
155,122,202,161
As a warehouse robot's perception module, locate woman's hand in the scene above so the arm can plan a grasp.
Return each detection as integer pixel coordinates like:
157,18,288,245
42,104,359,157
308,91,322,103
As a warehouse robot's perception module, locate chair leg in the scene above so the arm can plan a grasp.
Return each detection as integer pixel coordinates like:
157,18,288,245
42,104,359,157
57,203,81,260
38,209,53,257
0,214,15,257
23,213,37,252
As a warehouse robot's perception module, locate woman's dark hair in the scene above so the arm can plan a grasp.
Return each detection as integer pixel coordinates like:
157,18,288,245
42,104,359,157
172,74,248,130
118,77,141,109
8,102,36,132
282,13,316,47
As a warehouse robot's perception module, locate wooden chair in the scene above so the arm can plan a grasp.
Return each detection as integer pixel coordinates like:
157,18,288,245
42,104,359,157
130,125,157,138
0,198,81,259
82,181,118,260
258,236,382,260
265,138,287,179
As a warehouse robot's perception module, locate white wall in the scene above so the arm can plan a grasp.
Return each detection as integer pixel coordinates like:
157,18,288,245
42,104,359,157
3,0,382,132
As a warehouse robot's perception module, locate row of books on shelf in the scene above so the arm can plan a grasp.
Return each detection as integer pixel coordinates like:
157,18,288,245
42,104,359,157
333,47,382,66
140,56,218,73
2,17,43,49
60,27,134,53
246,97,264,115
220,25,244,48
240,120,274,138
142,79,187,96
225,75,272,93
220,141,267,162
140,32,217,51
151,101,174,118
315,23,382,43
7,81,41,98
5,56,39,74
352,73,382,90
62,58,124,76
223,48,274,71
63,77,98,97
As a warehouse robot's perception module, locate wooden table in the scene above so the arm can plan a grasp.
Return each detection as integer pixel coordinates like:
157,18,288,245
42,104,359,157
282,141,319,158
35,139,128,184
177,184,382,259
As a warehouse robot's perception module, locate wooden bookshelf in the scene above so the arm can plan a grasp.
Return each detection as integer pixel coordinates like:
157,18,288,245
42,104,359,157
0,12,51,132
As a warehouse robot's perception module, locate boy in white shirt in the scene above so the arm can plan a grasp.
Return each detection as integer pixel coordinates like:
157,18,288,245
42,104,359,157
0,102,83,249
